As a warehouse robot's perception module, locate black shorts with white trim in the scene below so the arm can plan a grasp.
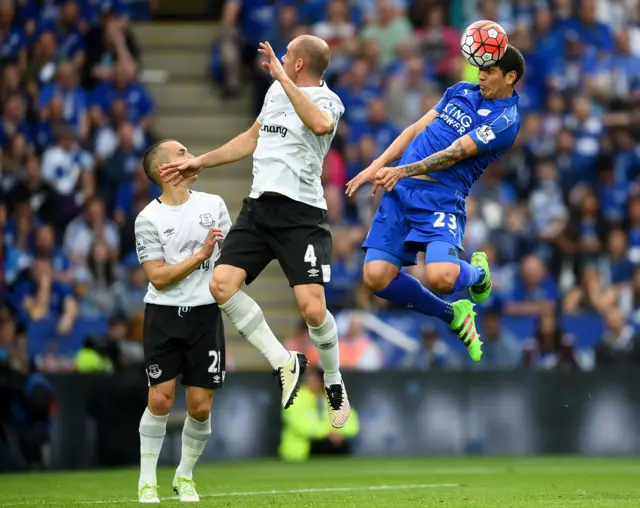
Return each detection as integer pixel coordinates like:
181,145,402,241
143,303,225,390
217,194,333,287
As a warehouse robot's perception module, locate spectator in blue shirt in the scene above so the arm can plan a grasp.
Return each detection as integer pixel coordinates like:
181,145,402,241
506,254,559,317
597,157,628,224
41,125,95,225
350,97,399,158
334,59,382,132
0,2,28,71
0,94,32,151
12,258,78,335
100,122,141,206
32,224,73,286
90,60,154,131
39,62,89,141
37,0,86,67
24,30,59,92
568,0,614,53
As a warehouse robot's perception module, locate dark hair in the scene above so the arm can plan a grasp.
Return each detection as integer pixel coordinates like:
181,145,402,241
142,139,173,185
495,44,525,84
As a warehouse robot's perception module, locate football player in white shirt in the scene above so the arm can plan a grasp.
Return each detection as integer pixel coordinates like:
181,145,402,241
161,35,350,429
134,139,230,503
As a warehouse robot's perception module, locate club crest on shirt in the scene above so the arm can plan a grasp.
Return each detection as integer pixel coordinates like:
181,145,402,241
199,213,214,228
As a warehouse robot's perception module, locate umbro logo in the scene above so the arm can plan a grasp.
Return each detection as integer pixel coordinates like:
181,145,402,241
164,228,175,236
308,268,319,277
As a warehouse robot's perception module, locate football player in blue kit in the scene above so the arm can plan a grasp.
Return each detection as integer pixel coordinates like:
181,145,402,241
346,45,526,363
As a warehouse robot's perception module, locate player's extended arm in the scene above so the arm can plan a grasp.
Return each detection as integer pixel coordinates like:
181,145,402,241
279,77,334,135
197,121,261,168
374,109,440,168
398,134,478,178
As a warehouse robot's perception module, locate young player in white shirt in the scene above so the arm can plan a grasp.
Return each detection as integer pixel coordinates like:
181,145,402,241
161,36,350,429
135,140,230,503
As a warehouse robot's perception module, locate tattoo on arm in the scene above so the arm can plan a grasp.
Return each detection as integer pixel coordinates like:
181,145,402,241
400,139,467,177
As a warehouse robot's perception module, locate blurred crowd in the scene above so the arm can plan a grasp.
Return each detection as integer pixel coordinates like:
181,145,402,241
0,0,159,387
217,0,640,370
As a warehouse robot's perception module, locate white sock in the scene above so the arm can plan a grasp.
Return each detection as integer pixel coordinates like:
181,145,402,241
139,408,168,486
219,291,290,369
175,414,211,480
308,311,342,386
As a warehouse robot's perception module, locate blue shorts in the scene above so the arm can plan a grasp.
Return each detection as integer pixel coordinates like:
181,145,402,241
362,178,467,266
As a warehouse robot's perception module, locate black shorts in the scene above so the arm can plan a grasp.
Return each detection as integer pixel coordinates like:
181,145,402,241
143,303,225,390
218,194,333,287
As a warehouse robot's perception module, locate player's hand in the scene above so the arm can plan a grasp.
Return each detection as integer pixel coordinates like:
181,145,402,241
159,157,205,186
198,227,225,261
375,166,403,192
258,41,287,82
345,164,381,197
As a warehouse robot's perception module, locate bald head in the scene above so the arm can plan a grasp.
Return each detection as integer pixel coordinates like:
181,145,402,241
291,35,331,78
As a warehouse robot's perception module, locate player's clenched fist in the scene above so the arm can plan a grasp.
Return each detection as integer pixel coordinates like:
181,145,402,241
198,227,225,261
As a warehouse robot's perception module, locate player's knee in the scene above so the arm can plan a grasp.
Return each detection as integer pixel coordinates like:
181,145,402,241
363,263,395,293
187,399,212,422
209,273,237,303
299,298,326,327
148,386,175,415
426,268,458,294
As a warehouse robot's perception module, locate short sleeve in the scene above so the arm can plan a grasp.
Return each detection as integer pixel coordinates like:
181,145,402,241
314,93,345,125
134,214,164,264
217,199,231,236
468,112,519,155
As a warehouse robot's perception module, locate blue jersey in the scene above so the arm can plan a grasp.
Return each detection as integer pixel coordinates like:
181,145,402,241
363,82,520,266
400,81,520,196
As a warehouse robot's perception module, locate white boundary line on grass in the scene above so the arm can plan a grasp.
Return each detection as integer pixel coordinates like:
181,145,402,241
0,483,461,506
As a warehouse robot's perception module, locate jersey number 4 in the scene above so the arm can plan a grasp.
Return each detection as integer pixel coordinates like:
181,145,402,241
304,244,317,267
433,212,457,232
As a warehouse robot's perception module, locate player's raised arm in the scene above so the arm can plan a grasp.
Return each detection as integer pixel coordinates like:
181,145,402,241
259,39,336,136
159,121,261,185
345,109,440,197
376,112,519,192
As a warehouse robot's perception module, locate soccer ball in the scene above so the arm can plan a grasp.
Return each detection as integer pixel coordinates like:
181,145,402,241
460,20,508,68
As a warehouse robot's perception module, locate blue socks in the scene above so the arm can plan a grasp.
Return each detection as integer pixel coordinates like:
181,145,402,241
451,260,485,294
375,271,455,324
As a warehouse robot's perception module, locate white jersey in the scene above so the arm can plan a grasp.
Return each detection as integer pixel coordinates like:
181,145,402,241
251,80,345,210
134,191,231,307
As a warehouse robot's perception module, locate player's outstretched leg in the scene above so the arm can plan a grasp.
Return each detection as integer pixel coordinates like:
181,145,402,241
295,284,350,428
211,265,306,409
139,382,175,503
364,254,483,363
468,252,492,303
173,388,213,502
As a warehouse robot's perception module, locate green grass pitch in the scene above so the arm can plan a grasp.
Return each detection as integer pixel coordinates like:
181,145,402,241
2,457,640,507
